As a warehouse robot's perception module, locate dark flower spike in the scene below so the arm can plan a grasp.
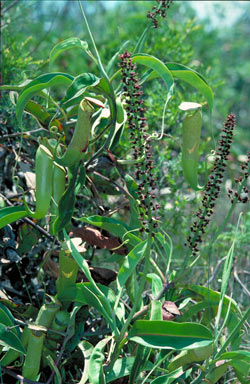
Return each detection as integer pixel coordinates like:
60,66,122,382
119,51,160,234
147,0,173,28
186,113,236,254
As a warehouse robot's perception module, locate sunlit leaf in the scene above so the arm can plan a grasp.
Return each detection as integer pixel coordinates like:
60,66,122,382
49,37,93,69
128,320,213,350
0,206,27,229
16,72,73,128
0,324,26,355
117,240,147,289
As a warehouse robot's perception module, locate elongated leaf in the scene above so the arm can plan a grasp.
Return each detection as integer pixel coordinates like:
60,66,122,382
106,357,153,383
180,287,240,339
57,282,124,325
89,337,112,384
216,350,250,363
57,283,114,331
154,232,172,271
181,285,239,313
167,63,213,110
150,300,163,321
117,240,147,289
132,54,174,95
53,165,85,234
142,62,213,111
128,320,213,350
0,206,27,229
0,79,32,92
0,304,20,337
106,357,134,383
24,100,62,130
168,344,214,372
16,72,73,128
62,73,101,105
106,40,130,75
129,345,152,384
49,38,91,68
151,367,189,384
230,359,250,377
0,323,26,355
147,273,163,298
63,231,117,332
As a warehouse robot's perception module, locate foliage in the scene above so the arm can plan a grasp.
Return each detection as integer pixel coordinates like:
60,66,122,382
0,1,249,383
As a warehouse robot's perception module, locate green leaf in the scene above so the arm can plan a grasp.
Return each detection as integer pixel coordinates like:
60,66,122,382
49,38,92,68
106,40,130,75
167,63,213,110
0,206,27,229
219,350,250,362
125,175,141,230
129,345,152,384
132,54,174,95
147,273,163,298
63,230,118,333
149,300,163,321
142,62,213,111
168,344,214,372
53,165,86,234
24,100,62,130
154,232,172,271
230,360,250,381
106,357,153,383
180,286,240,342
89,337,112,384
181,285,239,314
128,320,213,350
0,79,32,92
117,240,147,289
151,367,189,384
62,73,101,105
57,282,124,326
0,323,26,355
0,304,20,337
16,72,74,128
57,283,114,330
106,357,134,383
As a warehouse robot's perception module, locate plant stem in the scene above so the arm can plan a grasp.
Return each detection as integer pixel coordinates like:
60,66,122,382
78,0,108,81
78,0,118,165
107,235,153,370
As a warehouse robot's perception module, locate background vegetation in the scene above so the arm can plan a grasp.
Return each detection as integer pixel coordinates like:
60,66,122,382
0,1,249,383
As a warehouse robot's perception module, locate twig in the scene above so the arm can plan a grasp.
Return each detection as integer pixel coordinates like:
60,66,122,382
2,0,19,15
1,128,46,139
204,256,227,287
0,366,43,384
234,269,250,297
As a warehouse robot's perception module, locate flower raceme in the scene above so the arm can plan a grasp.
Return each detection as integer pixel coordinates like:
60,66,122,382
119,51,160,235
186,113,236,255
147,0,173,29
